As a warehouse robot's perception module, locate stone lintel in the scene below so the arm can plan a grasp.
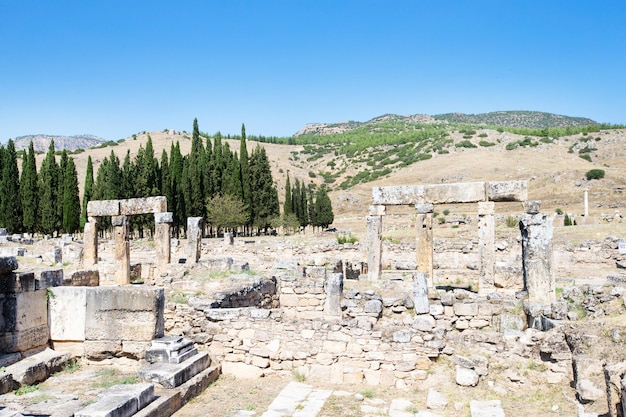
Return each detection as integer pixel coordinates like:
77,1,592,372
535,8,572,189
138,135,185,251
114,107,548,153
121,196,167,215
372,186,425,205
155,212,174,224
87,200,121,217
487,181,528,202
415,203,434,214
111,215,129,227
368,205,386,216
524,200,542,214
477,201,495,216
424,182,486,204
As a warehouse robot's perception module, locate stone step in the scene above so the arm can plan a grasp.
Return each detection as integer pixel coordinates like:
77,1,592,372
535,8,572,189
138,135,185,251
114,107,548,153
0,407,25,417
74,383,154,417
4,348,71,390
470,399,505,417
138,352,211,389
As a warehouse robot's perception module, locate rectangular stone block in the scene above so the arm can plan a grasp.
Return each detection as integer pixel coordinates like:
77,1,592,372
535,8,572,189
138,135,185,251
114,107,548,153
0,325,49,353
368,205,386,216
0,272,34,293
138,352,210,388
66,270,100,286
154,211,173,224
372,186,425,205
49,287,87,341
121,196,167,215
87,199,121,217
0,256,18,274
85,287,165,341
453,302,479,316
487,180,528,202
424,182,486,204
0,290,47,332
35,269,63,290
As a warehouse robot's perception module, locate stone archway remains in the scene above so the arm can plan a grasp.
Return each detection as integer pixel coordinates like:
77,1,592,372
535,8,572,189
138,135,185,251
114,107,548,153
83,196,172,285
365,181,556,305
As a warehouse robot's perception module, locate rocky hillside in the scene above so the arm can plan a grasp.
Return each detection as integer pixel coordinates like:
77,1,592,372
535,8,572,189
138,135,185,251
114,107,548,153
433,111,597,128
13,134,105,152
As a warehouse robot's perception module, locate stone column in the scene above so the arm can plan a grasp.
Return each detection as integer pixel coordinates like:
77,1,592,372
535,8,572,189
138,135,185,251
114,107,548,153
584,189,589,217
154,212,173,266
413,272,429,314
112,215,130,285
415,203,434,289
187,217,203,264
224,232,234,246
324,273,343,318
83,217,98,267
478,202,496,295
519,201,555,305
366,205,385,280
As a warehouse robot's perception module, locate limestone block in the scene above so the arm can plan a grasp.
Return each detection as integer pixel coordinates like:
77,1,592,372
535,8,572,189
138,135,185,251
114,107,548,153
35,269,63,289
84,287,165,341
221,361,265,379
0,256,18,274
120,196,167,215
0,272,35,293
523,200,542,214
186,217,203,264
49,287,87,341
84,340,123,359
87,199,121,217
453,302,478,316
469,400,505,417
368,205,386,216
66,269,99,286
154,211,174,224
372,185,425,205
0,325,49,353
487,180,527,202
456,365,479,386
0,290,47,332
424,182,486,204
427,388,449,410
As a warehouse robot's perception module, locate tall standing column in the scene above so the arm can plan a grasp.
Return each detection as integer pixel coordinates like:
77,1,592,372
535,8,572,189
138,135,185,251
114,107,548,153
366,205,385,281
112,215,130,285
478,201,496,294
83,216,98,267
584,189,589,217
415,203,434,289
520,200,555,305
187,217,203,264
324,273,343,318
154,212,173,266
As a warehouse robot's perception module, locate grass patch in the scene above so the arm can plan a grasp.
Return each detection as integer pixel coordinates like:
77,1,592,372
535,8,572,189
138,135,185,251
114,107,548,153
292,369,306,382
337,233,359,244
91,369,139,389
15,384,40,395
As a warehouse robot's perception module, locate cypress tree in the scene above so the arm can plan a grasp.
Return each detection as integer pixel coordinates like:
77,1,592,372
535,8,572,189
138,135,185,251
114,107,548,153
239,123,252,234
121,150,134,198
213,131,223,193
39,140,58,235
187,118,205,217
62,157,81,234
160,150,172,208
169,142,186,234
284,174,293,215
56,150,68,231
20,141,39,233
80,155,94,229
312,186,334,229
0,140,22,233
249,145,279,233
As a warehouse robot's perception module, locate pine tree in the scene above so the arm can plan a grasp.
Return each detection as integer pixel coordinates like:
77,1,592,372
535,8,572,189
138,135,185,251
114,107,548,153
20,141,39,233
284,173,293,215
0,140,23,233
62,157,81,234
239,123,252,234
39,140,58,235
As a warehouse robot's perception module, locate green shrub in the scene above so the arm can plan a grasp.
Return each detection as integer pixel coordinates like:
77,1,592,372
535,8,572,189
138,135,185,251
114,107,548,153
478,133,488,138
337,233,358,244
479,140,495,147
455,140,477,148
579,154,592,162
505,216,518,228
308,171,316,178
555,208,563,215
564,214,573,226
442,209,450,216
585,169,605,180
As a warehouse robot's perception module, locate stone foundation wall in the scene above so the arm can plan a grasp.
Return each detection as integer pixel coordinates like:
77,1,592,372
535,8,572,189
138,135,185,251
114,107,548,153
165,268,525,387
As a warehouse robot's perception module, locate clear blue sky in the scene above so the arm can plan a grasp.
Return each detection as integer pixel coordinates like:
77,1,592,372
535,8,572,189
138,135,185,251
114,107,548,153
1,1,625,141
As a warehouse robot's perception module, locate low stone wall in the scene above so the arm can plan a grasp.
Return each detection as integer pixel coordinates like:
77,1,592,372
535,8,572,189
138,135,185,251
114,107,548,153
165,266,526,388
49,286,165,359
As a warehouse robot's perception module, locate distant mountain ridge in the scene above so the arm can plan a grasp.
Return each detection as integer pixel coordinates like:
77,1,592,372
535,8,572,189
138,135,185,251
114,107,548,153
13,134,105,152
294,111,598,136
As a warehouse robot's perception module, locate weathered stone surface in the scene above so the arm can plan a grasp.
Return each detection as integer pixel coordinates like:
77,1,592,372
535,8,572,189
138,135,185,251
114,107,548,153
155,222,171,266
221,361,265,379
85,287,165,342
413,272,429,314
87,200,121,217
49,287,87,342
0,256,18,274
74,383,155,417
577,378,604,402
427,388,448,410
187,217,203,264
469,400,505,417
120,196,167,215
366,215,383,281
113,216,130,285
415,212,433,286
520,211,555,304
413,315,436,332
456,365,479,387
487,180,527,202
0,272,35,293
324,273,343,317
138,352,211,389
5,348,71,386
67,269,99,286
454,302,478,316
372,185,425,205
424,182,486,204
369,205,386,216
154,211,173,224
364,299,383,315
83,220,98,267
34,269,63,289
